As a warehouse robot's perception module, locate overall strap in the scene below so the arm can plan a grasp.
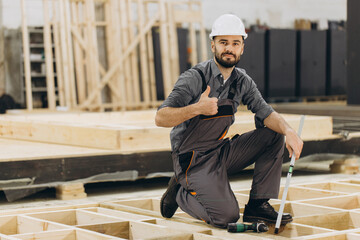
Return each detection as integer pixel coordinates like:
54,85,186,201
193,67,207,92
227,78,238,100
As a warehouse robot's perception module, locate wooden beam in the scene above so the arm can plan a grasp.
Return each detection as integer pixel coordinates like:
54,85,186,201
70,1,86,104
84,0,102,110
137,0,151,105
167,2,180,87
20,0,33,110
64,0,77,107
59,0,72,107
119,0,133,105
158,0,172,97
42,0,56,110
52,0,65,107
144,2,157,103
127,0,141,106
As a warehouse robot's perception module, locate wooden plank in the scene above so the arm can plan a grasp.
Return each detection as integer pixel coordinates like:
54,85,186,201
59,0,73,108
104,0,117,110
167,2,180,87
20,0,33,110
138,0,151,106
299,194,360,210
144,2,157,103
0,203,99,216
294,211,360,231
110,0,126,111
28,209,120,226
297,181,360,194
70,1,86,105
52,0,65,107
84,0,102,110
79,221,185,239
158,0,172,97
173,10,202,23
42,0,56,110
278,186,344,201
82,207,155,221
127,0,141,106
118,0,133,106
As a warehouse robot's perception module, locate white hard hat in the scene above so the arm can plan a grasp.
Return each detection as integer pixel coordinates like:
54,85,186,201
209,14,248,40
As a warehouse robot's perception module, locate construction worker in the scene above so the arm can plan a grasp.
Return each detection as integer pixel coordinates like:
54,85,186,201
155,14,303,229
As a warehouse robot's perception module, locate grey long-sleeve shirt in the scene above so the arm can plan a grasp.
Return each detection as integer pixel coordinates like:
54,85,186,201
158,59,274,151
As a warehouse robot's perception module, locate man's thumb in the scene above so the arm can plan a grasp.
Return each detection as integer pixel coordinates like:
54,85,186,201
202,85,211,97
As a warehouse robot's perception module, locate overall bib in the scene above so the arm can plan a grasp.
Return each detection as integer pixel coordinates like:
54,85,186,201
172,69,240,228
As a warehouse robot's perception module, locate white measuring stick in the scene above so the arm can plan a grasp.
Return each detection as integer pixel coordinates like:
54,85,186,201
274,115,305,234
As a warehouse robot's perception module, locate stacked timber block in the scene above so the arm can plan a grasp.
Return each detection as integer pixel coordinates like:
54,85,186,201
2,179,360,239
330,158,360,174
56,183,87,200
0,111,336,151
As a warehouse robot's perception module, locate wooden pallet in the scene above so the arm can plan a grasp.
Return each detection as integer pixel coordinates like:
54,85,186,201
2,179,360,239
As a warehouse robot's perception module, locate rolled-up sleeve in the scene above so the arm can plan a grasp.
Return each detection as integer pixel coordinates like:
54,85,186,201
241,77,274,128
158,70,201,110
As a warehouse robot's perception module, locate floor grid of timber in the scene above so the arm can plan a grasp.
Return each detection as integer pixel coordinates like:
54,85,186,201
2,179,360,239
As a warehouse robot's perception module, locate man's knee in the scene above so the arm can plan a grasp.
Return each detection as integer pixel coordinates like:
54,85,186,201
210,203,240,229
263,128,284,147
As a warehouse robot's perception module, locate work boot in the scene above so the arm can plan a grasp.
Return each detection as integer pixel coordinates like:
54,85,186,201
243,201,293,224
160,175,180,218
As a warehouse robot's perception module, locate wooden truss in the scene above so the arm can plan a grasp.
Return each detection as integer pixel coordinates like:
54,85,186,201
21,0,208,111
2,179,360,239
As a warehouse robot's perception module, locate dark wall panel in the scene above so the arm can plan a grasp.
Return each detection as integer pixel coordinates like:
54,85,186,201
327,29,347,95
347,0,360,104
266,29,297,98
298,30,327,97
236,31,266,96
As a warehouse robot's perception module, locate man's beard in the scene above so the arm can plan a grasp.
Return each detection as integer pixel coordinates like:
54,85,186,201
215,50,240,68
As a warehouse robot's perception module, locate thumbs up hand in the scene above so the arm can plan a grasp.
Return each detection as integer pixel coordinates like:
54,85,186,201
196,86,218,115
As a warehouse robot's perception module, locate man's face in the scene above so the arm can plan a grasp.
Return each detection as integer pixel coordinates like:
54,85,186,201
211,35,244,68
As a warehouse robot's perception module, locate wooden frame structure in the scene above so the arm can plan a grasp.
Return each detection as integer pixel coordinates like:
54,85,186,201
2,179,360,239
20,0,208,111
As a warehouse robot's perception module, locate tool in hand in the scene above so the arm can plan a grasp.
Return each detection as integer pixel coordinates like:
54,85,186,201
227,222,269,233
274,115,305,234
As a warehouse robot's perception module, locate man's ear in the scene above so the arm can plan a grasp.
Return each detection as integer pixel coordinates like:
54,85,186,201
211,40,215,53
241,43,244,55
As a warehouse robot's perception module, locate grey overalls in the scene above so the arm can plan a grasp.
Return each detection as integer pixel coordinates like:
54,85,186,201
172,68,285,229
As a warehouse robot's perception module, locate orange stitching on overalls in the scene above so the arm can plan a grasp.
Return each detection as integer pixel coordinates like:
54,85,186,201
185,151,195,186
218,128,228,140
202,115,232,121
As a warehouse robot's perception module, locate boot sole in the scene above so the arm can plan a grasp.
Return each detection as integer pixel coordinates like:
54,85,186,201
243,215,293,225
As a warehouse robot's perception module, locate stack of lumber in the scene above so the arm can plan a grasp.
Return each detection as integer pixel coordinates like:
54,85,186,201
21,0,208,111
0,111,336,152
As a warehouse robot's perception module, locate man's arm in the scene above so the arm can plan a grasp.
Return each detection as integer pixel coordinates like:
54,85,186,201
155,86,218,127
264,112,304,160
